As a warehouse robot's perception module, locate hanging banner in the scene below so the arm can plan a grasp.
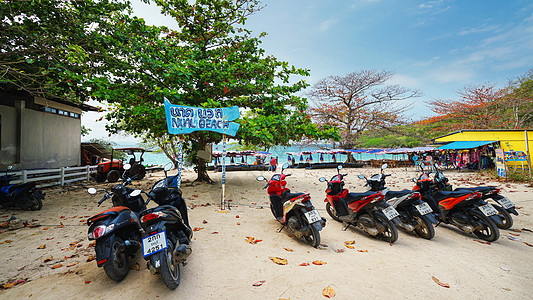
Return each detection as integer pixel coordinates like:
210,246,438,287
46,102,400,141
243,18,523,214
495,149,506,178
164,99,240,136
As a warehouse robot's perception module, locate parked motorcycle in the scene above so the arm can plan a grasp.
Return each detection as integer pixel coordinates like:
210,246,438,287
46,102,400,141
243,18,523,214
413,170,501,242
318,165,400,243
86,164,146,281
433,169,517,229
138,162,192,290
359,164,437,240
257,163,326,248
0,165,45,211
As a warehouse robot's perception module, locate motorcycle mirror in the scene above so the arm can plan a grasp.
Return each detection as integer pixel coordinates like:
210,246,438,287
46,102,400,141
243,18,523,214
7,165,13,171
337,165,343,170
282,163,289,170
87,188,97,195
318,177,327,182
412,178,417,182
123,164,131,170
256,176,266,181
130,189,142,197
358,175,365,179
164,162,174,172
381,164,388,170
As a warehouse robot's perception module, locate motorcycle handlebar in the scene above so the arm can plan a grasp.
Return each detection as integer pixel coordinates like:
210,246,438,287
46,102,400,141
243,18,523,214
97,194,111,206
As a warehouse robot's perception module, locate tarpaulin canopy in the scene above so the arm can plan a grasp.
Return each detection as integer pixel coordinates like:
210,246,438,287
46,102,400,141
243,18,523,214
437,141,496,150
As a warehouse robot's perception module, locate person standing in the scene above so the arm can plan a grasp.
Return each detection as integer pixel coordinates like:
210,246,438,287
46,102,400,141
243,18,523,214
270,156,277,172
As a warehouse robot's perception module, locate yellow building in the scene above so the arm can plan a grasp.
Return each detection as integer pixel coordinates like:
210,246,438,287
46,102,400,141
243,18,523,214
432,129,533,170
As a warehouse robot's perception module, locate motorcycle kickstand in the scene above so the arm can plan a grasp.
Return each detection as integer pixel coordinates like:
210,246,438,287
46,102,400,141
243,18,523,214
277,224,285,233
342,222,351,231
435,221,442,228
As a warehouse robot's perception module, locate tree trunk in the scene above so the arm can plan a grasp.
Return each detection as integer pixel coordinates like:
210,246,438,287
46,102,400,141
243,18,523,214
345,153,356,163
195,136,214,184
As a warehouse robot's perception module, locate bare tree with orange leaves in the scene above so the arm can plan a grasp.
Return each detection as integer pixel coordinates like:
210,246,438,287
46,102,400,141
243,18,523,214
308,70,420,148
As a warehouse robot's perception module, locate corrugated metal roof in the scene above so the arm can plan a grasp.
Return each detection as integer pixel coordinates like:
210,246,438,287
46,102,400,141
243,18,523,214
437,141,496,150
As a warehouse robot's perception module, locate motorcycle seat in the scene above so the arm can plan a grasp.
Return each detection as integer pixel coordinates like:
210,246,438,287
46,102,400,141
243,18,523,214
384,189,412,200
282,191,306,202
434,190,473,202
345,191,377,204
455,186,495,193
87,206,130,225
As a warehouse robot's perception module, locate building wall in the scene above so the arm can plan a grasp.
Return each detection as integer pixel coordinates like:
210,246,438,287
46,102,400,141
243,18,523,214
434,130,533,153
0,105,18,166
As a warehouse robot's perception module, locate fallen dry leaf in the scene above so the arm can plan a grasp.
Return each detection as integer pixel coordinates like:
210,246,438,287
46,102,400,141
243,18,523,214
56,223,64,228
67,262,79,267
524,242,533,247
46,237,54,240
299,262,310,266
37,244,46,249
473,239,491,245
322,286,336,298
357,250,368,253
130,263,140,271
432,276,450,288
86,256,95,262
51,264,62,269
217,210,229,213
43,256,53,263
88,241,96,247
236,222,241,225
42,227,50,230
269,257,288,265
253,280,266,287
84,281,91,284
236,215,240,218
509,232,520,236
510,229,521,232
312,260,327,265
193,227,204,232
283,247,294,252
0,240,13,245
345,244,354,249
246,237,262,244
202,220,208,224
522,228,533,233
2,279,27,289
344,240,355,245
334,249,345,253
211,231,219,234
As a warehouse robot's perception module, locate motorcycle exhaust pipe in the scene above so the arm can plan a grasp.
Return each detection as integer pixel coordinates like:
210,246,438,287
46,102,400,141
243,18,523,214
401,223,415,232
452,221,474,233
173,244,192,263
358,224,379,236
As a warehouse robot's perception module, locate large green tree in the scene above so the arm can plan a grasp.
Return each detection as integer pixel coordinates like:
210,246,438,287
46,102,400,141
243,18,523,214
96,0,338,182
0,0,130,100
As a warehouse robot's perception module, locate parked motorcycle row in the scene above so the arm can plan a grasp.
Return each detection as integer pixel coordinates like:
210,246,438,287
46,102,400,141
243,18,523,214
86,163,191,289
257,163,518,247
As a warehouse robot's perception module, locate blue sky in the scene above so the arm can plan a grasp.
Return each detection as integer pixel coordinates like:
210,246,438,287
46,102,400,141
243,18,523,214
83,0,533,142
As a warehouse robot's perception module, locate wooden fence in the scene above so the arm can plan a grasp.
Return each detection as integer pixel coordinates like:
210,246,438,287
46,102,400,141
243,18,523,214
5,165,98,188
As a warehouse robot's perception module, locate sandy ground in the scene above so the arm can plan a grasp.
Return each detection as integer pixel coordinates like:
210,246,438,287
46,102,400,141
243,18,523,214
0,166,532,299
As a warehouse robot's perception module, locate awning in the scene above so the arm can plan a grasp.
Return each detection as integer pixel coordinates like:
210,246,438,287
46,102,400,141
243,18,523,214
437,141,496,150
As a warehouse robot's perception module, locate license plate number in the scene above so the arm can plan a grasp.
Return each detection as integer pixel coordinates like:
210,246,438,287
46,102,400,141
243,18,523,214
415,202,433,215
382,206,400,220
142,231,167,257
304,210,321,224
496,197,514,209
479,204,498,217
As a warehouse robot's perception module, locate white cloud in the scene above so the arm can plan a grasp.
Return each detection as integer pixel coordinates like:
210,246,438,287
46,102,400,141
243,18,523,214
319,18,338,32
458,24,501,36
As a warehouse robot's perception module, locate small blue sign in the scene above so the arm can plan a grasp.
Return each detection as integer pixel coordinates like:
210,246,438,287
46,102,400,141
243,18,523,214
164,99,240,136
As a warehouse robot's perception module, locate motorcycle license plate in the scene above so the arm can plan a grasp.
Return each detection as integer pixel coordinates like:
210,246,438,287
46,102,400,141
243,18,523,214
415,202,433,215
496,197,515,209
304,210,322,224
142,231,167,257
382,206,400,220
478,204,498,217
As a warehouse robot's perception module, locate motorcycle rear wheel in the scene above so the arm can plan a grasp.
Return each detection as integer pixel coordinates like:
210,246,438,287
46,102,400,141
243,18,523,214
26,192,43,211
326,203,341,222
492,204,513,229
413,213,435,240
103,236,130,281
373,212,398,243
469,210,500,242
160,239,181,290
303,221,321,248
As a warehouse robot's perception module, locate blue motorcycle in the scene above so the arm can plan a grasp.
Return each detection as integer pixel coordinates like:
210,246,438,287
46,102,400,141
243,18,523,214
0,166,44,210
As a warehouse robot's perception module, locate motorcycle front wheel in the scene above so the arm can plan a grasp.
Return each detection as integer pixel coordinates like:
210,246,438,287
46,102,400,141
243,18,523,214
373,212,398,243
413,213,435,240
469,210,500,242
103,236,130,281
26,192,43,211
326,202,341,222
492,204,513,229
160,239,181,290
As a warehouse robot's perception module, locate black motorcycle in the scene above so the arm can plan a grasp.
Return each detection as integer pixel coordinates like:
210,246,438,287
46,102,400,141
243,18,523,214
0,165,45,210
360,164,437,240
86,164,146,281
433,168,516,229
138,162,192,290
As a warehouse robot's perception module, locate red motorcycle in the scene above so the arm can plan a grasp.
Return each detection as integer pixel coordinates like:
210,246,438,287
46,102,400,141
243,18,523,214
257,163,326,248
413,170,501,242
318,165,399,243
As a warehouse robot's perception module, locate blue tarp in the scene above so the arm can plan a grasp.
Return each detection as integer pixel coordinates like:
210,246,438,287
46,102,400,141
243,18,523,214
437,141,496,150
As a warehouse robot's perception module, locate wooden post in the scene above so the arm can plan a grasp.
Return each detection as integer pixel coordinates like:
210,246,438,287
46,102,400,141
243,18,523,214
60,167,65,186
221,134,227,210
525,130,532,177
